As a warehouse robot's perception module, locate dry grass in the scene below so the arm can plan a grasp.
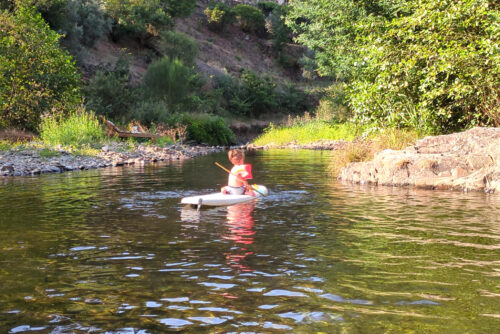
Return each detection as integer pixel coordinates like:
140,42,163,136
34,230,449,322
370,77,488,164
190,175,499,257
330,128,422,176
0,128,35,142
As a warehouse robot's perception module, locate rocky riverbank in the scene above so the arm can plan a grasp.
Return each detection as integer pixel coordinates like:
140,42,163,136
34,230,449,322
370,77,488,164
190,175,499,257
338,127,500,194
0,143,222,177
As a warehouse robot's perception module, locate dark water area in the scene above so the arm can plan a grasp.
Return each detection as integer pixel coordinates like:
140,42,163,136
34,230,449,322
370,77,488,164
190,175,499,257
0,150,499,333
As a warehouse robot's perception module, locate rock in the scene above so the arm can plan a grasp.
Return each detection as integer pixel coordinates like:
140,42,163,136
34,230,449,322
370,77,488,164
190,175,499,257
1,165,14,172
339,127,500,194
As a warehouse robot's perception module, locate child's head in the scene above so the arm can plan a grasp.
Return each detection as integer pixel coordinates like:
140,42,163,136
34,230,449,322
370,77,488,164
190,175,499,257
228,149,244,165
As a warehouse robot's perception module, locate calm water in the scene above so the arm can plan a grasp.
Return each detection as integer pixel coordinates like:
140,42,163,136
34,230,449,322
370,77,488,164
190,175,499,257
0,150,499,333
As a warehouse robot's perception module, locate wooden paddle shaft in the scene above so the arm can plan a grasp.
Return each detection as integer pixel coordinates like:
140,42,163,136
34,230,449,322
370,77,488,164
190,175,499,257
215,162,246,183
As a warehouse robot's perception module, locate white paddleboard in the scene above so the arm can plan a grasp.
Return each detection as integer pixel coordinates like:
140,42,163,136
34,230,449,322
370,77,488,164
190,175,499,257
181,185,268,207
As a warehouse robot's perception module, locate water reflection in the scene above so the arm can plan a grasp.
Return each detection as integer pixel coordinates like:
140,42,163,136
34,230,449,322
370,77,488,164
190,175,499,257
0,150,499,333
223,203,256,272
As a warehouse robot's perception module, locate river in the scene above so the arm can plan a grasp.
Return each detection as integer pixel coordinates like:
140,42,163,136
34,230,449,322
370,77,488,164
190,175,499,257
0,150,499,333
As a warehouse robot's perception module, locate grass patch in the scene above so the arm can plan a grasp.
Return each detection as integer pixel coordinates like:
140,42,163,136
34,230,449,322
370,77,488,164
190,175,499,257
254,119,361,146
39,148,61,158
0,140,17,151
39,109,104,147
329,128,423,176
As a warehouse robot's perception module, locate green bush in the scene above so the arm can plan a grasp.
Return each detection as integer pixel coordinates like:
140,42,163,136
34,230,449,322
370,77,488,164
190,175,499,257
257,1,279,16
348,0,500,133
240,70,278,116
83,55,135,121
159,30,198,66
144,57,199,112
204,1,235,32
0,5,82,131
214,71,280,117
170,113,235,146
105,0,173,40
266,4,291,52
298,49,318,80
131,100,170,125
278,84,311,115
233,4,266,35
39,108,104,146
162,0,196,18
64,0,112,47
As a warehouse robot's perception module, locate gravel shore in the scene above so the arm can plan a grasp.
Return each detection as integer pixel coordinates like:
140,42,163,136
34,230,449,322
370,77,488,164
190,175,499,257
0,143,223,177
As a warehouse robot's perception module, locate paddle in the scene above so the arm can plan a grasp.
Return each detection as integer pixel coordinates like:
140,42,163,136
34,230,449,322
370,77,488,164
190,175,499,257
215,162,266,196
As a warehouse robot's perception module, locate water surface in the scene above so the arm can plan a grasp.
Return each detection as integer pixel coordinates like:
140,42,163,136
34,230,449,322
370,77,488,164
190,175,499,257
0,150,499,333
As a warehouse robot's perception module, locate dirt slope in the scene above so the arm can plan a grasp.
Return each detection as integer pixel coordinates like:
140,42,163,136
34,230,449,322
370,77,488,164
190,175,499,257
81,0,300,85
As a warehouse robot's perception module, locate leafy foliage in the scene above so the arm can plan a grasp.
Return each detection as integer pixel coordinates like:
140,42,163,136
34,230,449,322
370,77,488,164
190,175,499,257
349,0,500,133
257,1,279,16
287,0,499,133
233,4,266,35
204,1,235,32
286,0,406,80
105,0,173,39
63,0,112,48
240,70,278,116
0,5,82,131
265,4,292,52
159,30,198,66
105,0,196,40
144,57,199,112
83,54,135,121
131,100,170,125
169,113,235,146
160,0,196,18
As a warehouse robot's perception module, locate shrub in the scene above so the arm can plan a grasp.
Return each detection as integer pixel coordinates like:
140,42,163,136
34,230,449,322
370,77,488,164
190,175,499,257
278,84,311,115
266,4,291,52
64,0,112,48
144,57,198,112
0,5,82,131
84,55,135,121
257,1,279,16
131,100,170,125
162,0,197,18
169,113,236,146
204,1,235,32
298,49,318,80
39,108,104,146
233,4,266,35
349,0,500,133
240,70,278,116
159,30,198,65
105,0,173,40
314,83,350,122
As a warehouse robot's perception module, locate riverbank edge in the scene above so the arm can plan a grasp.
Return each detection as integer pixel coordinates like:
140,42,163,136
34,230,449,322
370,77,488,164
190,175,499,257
0,143,224,177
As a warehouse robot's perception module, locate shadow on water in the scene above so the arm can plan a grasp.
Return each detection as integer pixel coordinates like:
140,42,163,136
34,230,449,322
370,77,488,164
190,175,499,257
0,150,499,333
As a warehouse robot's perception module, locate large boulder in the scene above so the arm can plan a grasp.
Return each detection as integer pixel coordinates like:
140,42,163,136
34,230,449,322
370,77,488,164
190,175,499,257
338,127,500,193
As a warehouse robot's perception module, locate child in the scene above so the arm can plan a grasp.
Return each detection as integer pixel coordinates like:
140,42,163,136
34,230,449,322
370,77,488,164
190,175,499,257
221,149,253,195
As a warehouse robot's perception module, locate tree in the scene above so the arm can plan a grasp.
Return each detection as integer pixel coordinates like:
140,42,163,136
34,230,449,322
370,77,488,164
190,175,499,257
144,57,196,112
286,0,406,80
287,0,499,133
349,0,500,132
0,5,81,131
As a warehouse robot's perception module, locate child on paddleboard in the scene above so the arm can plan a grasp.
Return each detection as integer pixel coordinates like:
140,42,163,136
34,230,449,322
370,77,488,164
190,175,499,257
221,149,253,195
